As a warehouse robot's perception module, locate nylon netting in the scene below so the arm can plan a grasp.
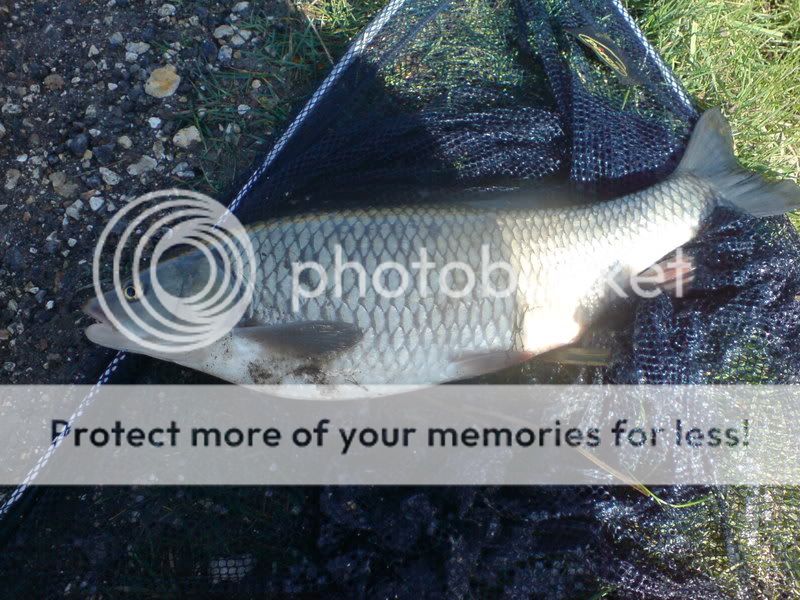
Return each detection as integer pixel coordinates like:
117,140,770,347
2,0,799,597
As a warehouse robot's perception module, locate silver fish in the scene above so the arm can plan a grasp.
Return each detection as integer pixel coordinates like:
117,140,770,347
85,110,800,397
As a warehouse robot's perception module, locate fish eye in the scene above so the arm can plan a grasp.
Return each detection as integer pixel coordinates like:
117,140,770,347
123,285,139,301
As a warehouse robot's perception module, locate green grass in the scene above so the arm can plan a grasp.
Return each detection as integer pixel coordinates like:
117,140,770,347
186,0,799,229
629,0,800,225
177,1,383,193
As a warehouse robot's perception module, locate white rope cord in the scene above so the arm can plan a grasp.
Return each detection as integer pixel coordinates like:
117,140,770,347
0,0,410,520
0,353,126,517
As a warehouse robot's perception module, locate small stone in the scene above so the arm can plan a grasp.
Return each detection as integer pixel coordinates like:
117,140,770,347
148,116,162,129
127,155,157,175
43,73,65,91
117,135,133,149
50,172,79,198
45,300,54,310
50,171,66,186
45,237,60,254
110,32,124,46
88,44,101,57
67,238,78,247
93,143,115,165
171,162,195,178
0,329,9,341
152,140,166,159
2,102,22,115
28,62,48,80
99,167,121,185
5,169,21,190
3,247,23,270
214,25,235,39
232,1,250,13
223,122,240,143
230,34,247,47
85,174,103,189
144,65,181,98
3,362,14,373
172,125,202,148
89,196,105,211
200,39,217,61
158,3,176,17
68,133,89,157
126,41,151,55
65,199,84,220
217,46,233,63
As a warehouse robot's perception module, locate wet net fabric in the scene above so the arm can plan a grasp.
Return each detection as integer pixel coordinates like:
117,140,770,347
2,0,800,597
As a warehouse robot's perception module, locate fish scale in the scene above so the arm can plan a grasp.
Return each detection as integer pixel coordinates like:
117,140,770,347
238,172,716,386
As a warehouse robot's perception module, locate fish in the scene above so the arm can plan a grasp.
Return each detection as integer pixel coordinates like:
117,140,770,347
84,109,800,397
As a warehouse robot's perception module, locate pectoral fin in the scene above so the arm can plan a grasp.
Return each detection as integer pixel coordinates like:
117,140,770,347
234,320,363,358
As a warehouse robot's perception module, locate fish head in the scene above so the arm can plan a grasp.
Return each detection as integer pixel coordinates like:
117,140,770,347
84,248,235,357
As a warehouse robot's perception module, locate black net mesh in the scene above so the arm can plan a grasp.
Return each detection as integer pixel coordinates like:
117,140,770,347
2,0,799,597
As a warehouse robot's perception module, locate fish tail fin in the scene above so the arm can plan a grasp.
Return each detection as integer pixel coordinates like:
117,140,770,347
676,108,800,217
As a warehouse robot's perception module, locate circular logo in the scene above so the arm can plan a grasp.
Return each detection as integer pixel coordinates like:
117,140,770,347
92,189,256,353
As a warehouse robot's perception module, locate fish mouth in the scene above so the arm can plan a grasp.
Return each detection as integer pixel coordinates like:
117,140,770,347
82,298,131,350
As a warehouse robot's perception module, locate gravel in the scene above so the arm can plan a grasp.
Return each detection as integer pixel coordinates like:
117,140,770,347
0,0,280,383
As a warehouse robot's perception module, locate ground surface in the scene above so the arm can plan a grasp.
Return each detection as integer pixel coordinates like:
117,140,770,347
0,0,377,383
0,0,798,383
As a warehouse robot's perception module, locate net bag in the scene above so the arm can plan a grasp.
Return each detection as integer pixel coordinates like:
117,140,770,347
2,0,799,597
